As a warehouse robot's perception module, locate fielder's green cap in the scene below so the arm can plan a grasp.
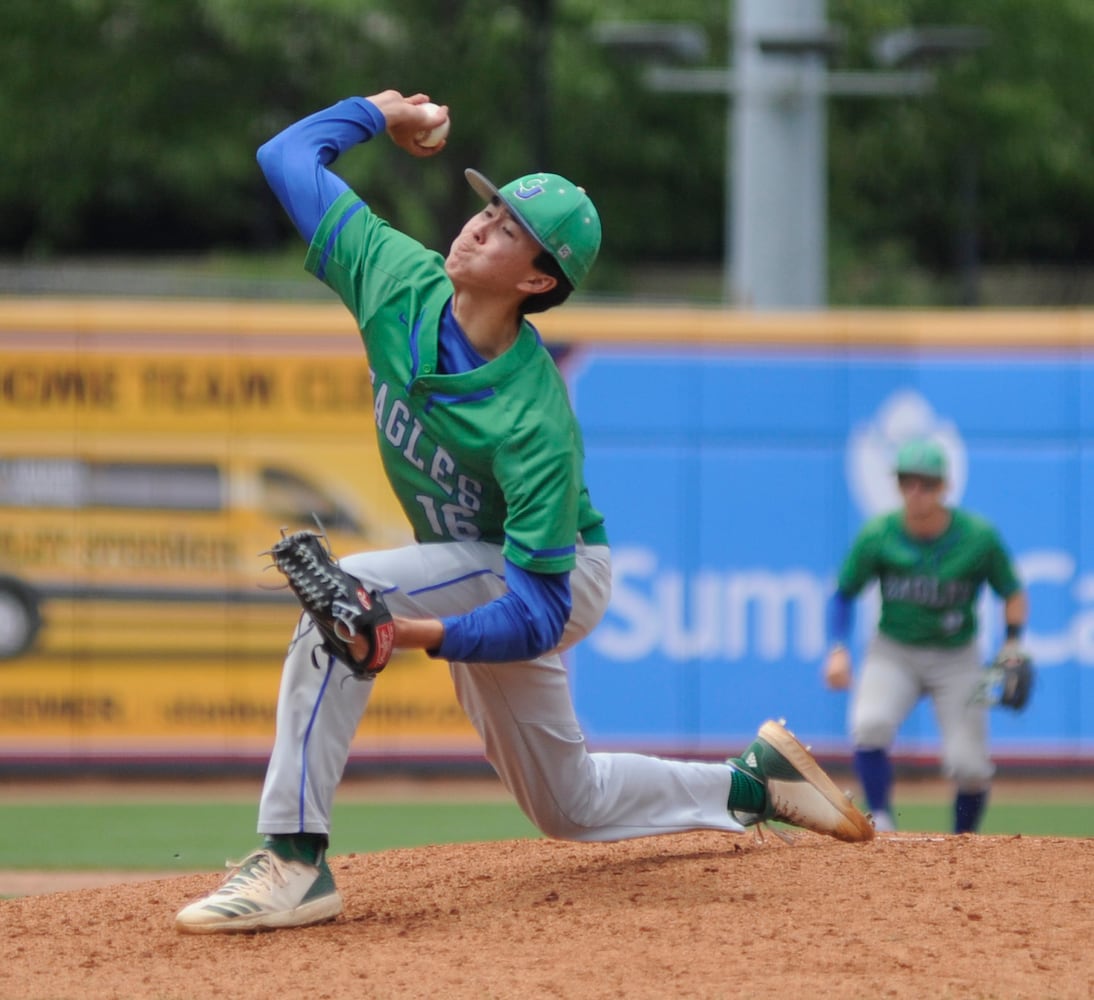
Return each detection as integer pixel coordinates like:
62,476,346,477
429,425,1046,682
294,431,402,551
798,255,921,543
895,439,948,478
465,169,601,289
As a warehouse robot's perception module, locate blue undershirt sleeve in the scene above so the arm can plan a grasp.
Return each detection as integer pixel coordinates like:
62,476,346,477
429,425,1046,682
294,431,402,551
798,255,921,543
827,589,855,644
256,97,387,242
436,560,572,663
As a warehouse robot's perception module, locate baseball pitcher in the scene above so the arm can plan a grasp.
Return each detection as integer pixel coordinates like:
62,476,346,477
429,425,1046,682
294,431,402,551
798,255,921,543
176,88,873,934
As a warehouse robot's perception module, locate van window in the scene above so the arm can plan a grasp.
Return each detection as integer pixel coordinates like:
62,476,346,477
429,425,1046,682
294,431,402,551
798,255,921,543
0,459,223,512
87,462,223,511
0,459,85,507
260,466,362,534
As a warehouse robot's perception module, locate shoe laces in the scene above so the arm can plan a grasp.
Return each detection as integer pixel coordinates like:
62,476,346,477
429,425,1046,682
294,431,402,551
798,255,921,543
218,849,292,894
730,806,799,846
751,820,798,846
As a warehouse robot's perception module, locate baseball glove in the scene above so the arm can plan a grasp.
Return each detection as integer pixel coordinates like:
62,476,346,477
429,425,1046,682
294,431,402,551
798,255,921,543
266,528,395,679
971,642,1035,711
993,643,1035,711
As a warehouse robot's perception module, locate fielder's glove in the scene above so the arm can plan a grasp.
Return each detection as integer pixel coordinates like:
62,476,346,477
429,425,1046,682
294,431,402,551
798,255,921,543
971,640,1035,711
266,528,395,679
993,641,1035,711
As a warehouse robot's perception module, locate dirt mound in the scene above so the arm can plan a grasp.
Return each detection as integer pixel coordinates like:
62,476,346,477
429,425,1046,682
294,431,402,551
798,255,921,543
1,831,1090,1000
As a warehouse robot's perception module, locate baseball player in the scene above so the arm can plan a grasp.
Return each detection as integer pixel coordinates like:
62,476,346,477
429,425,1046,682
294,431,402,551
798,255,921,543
176,89,872,934
823,438,1029,834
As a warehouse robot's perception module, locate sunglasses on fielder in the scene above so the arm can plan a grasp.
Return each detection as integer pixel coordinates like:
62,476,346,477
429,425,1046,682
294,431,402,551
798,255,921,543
897,473,944,492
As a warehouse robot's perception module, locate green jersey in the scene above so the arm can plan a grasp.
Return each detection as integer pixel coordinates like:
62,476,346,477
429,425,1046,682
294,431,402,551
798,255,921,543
837,509,1021,647
305,191,606,574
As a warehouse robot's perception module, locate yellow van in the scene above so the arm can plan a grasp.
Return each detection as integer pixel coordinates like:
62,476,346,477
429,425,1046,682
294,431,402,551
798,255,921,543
0,301,412,664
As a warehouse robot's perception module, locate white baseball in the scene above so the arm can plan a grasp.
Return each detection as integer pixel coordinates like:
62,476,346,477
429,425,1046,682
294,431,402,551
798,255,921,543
415,103,450,148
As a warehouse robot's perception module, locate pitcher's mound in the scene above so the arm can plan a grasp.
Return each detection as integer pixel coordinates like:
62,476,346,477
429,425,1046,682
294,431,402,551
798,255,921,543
2,831,1090,999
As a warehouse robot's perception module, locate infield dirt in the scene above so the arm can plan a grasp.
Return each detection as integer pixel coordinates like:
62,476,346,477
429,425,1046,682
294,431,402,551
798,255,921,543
1,828,1091,1000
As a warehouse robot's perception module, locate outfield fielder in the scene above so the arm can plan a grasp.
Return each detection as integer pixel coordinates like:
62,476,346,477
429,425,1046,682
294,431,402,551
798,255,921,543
823,439,1028,834
176,89,872,934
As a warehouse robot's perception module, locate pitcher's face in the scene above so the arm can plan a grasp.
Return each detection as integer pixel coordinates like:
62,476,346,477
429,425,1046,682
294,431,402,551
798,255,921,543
445,198,548,294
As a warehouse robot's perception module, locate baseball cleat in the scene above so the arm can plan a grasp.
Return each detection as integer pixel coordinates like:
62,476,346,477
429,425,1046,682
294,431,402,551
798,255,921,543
175,848,343,933
730,720,875,843
869,809,897,833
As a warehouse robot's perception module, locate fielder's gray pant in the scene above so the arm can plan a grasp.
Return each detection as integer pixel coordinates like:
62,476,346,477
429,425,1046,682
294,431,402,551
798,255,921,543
850,633,994,791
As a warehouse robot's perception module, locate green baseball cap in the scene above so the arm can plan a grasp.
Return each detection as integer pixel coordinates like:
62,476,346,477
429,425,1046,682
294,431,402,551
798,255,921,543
465,169,601,289
894,439,948,478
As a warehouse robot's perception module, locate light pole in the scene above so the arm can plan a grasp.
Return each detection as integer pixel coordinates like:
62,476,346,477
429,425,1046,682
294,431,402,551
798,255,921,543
596,3,982,310
729,0,830,308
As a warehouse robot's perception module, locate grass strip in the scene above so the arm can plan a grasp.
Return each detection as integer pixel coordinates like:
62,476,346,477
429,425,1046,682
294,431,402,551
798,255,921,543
0,800,540,871
0,798,1089,872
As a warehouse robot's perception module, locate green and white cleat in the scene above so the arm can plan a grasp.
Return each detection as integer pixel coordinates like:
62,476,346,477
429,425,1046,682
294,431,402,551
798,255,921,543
175,848,343,934
730,719,875,843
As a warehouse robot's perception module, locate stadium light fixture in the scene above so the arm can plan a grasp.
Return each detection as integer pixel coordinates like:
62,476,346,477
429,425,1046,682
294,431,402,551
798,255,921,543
872,26,991,69
591,21,709,65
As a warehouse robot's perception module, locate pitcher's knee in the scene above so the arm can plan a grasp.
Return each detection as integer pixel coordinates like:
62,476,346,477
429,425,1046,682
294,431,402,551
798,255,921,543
519,782,603,841
530,810,585,841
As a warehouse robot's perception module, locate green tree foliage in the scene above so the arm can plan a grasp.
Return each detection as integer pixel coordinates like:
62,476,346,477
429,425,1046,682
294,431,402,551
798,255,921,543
0,0,726,278
829,0,1094,272
1,0,1091,297
4,1,282,250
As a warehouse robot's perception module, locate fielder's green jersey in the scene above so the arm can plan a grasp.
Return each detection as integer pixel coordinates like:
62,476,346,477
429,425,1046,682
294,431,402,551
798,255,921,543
305,191,606,574
837,509,1021,647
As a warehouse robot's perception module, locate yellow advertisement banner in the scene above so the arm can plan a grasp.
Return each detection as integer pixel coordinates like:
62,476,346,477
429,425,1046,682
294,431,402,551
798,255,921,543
0,303,481,763
1,348,379,436
0,652,479,758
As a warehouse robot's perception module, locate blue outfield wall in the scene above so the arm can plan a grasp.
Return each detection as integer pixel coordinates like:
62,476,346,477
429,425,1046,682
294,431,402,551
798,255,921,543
561,346,1094,763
